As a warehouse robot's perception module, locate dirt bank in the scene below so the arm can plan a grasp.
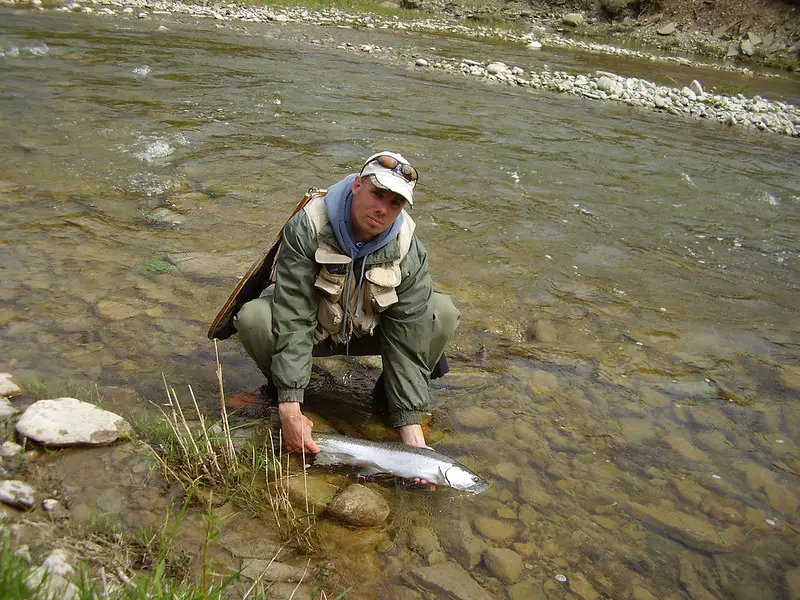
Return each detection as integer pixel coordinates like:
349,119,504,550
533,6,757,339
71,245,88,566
398,0,800,70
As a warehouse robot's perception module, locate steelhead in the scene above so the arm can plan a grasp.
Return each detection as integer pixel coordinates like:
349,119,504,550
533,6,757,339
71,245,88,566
312,432,488,494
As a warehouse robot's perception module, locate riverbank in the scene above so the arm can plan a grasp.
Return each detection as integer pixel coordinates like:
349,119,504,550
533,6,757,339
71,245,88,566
3,0,798,136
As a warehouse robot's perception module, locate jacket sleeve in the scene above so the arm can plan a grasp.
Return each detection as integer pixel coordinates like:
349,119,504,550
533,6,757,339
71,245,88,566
270,211,319,403
380,236,434,427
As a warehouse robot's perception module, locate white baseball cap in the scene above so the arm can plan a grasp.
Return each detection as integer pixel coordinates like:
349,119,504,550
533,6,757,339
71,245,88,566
359,151,418,206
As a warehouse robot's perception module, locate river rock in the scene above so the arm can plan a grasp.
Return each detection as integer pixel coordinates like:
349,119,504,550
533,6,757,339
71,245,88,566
436,519,486,569
26,549,78,600
0,397,17,422
657,23,677,35
527,41,542,50
625,502,742,553
240,559,306,582
405,563,492,600
518,476,551,509
569,572,600,600
42,499,70,520
326,483,389,527
16,398,132,446
285,475,339,515
473,516,516,542
0,373,21,397
562,13,584,27
482,547,523,583
689,80,703,96
166,250,253,279
486,61,510,75
407,526,440,557
508,580,547,600
786,567,800,599
741,39,754,56
455,406,498,428
0,480,36,509
0,441,23,457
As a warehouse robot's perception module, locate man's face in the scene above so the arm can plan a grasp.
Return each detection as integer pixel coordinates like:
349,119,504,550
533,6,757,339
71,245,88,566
350,176,406,242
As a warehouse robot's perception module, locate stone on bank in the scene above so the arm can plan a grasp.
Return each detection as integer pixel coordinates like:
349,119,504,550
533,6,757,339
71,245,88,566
15,398,132,446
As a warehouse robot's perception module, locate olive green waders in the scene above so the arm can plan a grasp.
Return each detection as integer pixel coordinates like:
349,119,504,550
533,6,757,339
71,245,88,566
235,290,460,381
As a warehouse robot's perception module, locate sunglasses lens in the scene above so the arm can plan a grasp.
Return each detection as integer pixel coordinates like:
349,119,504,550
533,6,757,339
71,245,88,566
373,155,417,182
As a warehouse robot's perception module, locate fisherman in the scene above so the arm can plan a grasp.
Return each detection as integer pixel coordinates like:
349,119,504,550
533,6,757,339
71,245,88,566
228,152,460,455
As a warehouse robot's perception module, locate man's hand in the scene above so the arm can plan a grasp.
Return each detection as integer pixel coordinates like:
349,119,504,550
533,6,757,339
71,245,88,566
398,424,436,490
278,402,319,454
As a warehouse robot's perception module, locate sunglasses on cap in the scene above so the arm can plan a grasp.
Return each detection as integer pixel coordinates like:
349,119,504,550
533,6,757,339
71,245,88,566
361,155,419,183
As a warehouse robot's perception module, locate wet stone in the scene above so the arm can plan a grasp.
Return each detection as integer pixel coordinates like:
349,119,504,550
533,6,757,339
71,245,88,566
42,499,70,520
407,526,440,556
473,516,516,542
285,475,339,515
518,476,552,509
240,559,306,582
455,406,499,428
405,563,493,600
508,579,547,600
569,572,600,600
483,547,523,583
436,519,486,569
625,502,743,553
493,461,521,482
326,483,390,527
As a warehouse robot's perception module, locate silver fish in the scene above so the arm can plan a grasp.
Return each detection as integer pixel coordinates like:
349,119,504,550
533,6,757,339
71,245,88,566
312,432,488,494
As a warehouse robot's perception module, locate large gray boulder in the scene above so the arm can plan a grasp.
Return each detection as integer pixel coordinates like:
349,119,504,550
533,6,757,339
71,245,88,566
326,483,390,527
562,13,584,27
16,398,132,447
483,547,523,583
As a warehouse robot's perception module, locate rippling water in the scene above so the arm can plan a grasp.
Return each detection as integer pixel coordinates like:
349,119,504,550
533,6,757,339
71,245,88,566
2,6,799,599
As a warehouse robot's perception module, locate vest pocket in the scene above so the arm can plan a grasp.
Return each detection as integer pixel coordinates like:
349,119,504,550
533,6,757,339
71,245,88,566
314,266,346,302
370,283,398,312
317,298,344,334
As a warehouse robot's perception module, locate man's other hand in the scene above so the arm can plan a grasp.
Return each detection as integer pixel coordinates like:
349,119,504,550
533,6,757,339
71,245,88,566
278,402,320,454
398,424,436,490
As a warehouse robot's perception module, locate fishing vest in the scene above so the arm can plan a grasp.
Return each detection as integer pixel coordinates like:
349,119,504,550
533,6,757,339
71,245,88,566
302,193,416,343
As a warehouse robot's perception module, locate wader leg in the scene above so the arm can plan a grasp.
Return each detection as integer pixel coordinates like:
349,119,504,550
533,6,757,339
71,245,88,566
234,296,277,380
429,292,460,378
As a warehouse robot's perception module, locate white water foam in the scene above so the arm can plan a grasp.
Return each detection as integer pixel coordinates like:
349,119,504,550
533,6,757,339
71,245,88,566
681,172,696,187
129,133,187,163
133,65,151,78
26,44,49,56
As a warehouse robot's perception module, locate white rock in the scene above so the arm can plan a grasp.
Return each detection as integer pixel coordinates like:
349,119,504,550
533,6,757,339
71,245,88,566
562,13,584,27
486,61,510,75
0,397,17,421
0,441,23,457
0,480,36,509
527,41,542,50
16,398,132,447
689,80,703,96
0,373,21,397
681,87,697,100
26,550,79,600
415,58,428,66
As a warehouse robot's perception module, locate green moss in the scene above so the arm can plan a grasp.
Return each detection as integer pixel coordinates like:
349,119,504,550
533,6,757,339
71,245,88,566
137,259,178,275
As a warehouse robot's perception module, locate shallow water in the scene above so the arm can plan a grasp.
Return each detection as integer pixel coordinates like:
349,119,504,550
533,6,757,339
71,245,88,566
2,6,799,599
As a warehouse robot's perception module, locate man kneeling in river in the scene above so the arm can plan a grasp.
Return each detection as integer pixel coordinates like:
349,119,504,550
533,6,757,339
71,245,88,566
230,152,460,454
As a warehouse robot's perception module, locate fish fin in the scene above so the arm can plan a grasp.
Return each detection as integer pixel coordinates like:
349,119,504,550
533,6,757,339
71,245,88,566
434,466,448,485
357,465,382,478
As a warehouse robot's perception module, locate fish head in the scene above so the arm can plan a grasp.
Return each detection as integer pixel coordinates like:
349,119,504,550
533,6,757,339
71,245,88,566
443,466,488,495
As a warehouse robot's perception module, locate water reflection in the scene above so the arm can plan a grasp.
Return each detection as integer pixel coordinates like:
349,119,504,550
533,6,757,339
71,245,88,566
1,6,799,599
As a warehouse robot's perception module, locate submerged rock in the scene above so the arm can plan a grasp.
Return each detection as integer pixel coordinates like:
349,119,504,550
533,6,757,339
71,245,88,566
405,563,492,600
483,547,523,583
326,483,389,527
285,475,339,516
455,406,498,428
16,398,132,447
625,502,742,553
473,516,516,542
436,519,486,569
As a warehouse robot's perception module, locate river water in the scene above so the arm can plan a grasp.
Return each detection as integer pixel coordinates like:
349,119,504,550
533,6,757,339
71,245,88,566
2,6,799,599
